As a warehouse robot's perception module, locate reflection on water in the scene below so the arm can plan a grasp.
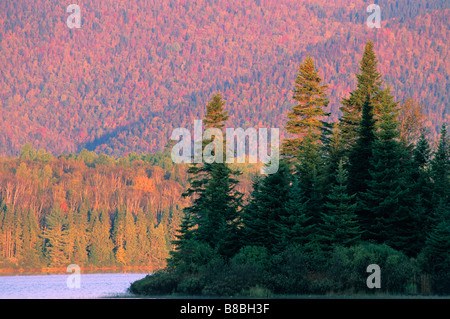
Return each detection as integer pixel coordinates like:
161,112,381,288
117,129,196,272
0,272,148,299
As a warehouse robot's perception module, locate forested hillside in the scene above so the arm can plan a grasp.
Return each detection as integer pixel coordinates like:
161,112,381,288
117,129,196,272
0,0,448,156
0,147,187,269
0,144,258,270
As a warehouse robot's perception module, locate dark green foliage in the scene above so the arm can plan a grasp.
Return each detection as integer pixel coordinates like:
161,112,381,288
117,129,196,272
347,94,376,197
282,177,314,247
430,124,450,209
169,93,243,268
194,162,243,258
329,243,416,294
409,132,435,251
339,41,383,151
129,271,180,295
421,204,450,295
130,43,449,296
321,160,361,249
358,95,418,255
242,161,292,253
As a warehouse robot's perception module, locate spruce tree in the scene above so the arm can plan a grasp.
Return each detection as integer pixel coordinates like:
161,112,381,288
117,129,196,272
173,93,243,262
18,209,42,267
359,94,417,255
322,122,346,194
410,132,435,249
195,162,243,258
168,211,196,269
282,55,330,158
88,209,114,266
430,124,450,212
43,208,69,266
321,160,360,249
422,203,450,294
339,41,384,151
283,176,314,247
347,94,376,196
242,161,292,253
294,134,325,230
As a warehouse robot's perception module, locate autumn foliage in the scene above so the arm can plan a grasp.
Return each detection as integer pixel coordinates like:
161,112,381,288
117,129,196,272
0,0,448,157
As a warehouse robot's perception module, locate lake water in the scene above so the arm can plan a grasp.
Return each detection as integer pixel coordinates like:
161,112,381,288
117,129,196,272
0,272,148,299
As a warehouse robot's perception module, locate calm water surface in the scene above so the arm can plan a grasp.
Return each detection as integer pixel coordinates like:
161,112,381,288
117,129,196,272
0,272,148,299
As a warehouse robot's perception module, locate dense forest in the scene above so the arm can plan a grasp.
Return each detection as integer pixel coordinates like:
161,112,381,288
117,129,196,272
0,0,449,157
130,42,449,296
0,142,258,270
0,147,185,270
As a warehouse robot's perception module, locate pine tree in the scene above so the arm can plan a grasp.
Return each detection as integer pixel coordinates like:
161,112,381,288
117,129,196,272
347,94,376,196
242,161,292,253
430,124,450,212
294,135,325,230
168,211,196,269
339,41,384,151
18,210,42,267
88,209,114,266
135,211,152,266
123,208,139,265
283,176,313,247
197,162,243,257
282,55,330,158
42,208,69,266
359,95,417,255
174,93,243,261
321,160,360,249
422,203,450,294
322,122,346,194
66,207,89,265
112,206,127,265
410,131,435,250
0,204,15,260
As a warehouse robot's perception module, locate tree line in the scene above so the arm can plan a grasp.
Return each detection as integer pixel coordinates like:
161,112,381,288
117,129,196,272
0,140,257,270
0,147,190,270
130,41,449,296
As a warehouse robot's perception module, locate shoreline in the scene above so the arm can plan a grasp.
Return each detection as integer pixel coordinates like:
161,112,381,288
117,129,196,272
0,266,155,276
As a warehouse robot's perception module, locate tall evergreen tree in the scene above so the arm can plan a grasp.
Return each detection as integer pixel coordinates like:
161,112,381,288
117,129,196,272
242,161,292,253
347,94,376,196
282,55,330,158
410,131,435,248
422,202,450,294
88,209,114,266
168,210,196,270
294,135,325,230
321,160,360,249
322,122,346,194
195,161,243,258
171,93,243,262
339,41,384,152
18,210,42,267
282,176,313,248
42,208,69,266
359,94,417,255
430,124,450,212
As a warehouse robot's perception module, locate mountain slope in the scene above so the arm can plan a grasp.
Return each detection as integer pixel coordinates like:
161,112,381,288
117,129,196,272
0,0,448,156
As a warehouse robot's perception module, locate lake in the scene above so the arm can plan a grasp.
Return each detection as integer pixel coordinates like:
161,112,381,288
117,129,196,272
0,272,148,299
